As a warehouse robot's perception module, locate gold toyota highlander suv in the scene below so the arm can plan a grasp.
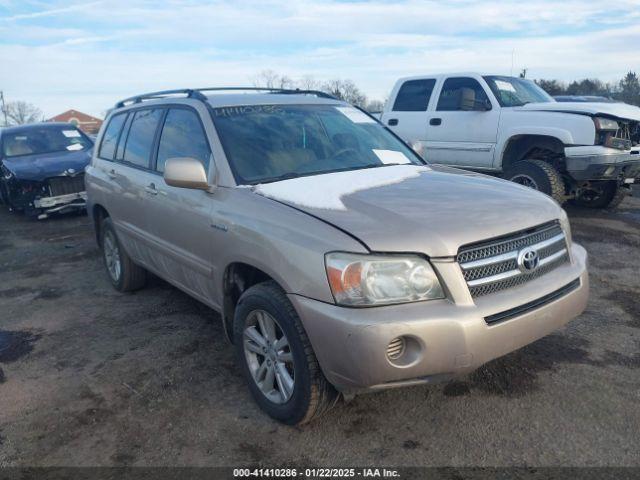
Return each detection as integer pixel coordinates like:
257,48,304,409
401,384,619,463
86,88,589,424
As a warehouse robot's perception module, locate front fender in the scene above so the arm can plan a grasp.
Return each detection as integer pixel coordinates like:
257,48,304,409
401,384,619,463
496,111,597,168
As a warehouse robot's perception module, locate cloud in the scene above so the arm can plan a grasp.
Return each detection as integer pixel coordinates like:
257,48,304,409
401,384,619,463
0,0,639,117
1,1,103,21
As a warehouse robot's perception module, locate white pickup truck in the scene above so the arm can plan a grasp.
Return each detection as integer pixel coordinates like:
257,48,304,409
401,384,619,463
380,73,640,208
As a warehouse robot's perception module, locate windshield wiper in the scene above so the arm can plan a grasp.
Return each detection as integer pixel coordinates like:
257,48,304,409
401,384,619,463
254,172,302,184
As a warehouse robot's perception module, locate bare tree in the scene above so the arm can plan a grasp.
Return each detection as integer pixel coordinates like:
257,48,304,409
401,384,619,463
297,75,321,91
251,69,294,89
364,99,385,113
321,79,367,107
3,100,44,125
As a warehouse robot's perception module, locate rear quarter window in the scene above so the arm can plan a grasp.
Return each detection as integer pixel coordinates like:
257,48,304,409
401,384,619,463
99,113,127,160
393,79,436,112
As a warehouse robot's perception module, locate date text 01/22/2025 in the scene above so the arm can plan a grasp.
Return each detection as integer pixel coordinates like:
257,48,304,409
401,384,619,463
233,468,401,478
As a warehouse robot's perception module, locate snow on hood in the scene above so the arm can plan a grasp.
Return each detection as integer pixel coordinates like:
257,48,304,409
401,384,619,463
254,164,428,210
250,164,562,257
517,101,640,122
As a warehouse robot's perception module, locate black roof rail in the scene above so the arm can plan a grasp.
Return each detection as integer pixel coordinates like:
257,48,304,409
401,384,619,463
114,87,339,108
192,87,338,100
115,89,209,108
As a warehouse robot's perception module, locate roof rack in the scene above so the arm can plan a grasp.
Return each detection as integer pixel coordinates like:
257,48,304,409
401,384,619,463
114,87,338,108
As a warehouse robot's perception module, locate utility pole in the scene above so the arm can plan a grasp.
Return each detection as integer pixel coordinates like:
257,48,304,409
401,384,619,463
0,91,7,127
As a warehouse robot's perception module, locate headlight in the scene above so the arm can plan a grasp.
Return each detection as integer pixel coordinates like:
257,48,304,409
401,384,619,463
593,117,619,131
325,252,444,306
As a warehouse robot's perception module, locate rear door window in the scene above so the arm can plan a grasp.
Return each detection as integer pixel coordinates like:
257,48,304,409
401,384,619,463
122,109,163,169
156,108,211,173
436,77,489,111
98,113,127,160
392,79,436,111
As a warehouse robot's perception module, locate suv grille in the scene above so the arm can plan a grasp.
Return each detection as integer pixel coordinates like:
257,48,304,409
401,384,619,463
48,175,85,196
457,222,569,297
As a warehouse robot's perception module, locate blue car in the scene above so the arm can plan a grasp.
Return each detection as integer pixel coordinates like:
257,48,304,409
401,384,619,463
0,122,93,219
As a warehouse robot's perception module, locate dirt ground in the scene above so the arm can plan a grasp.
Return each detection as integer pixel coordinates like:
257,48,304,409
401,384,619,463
0,191,639,467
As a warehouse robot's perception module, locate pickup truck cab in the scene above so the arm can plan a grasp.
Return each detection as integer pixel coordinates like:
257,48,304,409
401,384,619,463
381,73,640,208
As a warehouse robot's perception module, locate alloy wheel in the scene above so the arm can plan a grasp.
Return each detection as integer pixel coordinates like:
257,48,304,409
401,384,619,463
511,174,539,190
243,309,295,404
103,231,122,282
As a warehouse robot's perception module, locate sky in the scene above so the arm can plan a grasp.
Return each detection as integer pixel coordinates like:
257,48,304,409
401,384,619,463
1,0,639,118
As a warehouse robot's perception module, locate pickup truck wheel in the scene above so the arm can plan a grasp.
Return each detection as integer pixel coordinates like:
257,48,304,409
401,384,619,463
234,281,338,425
100,217,147,292
504,160,565,203
573,181,628,209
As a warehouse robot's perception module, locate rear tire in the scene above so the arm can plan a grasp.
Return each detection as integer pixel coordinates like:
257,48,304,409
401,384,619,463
100,217,147,292
233,280,338,425
504,159,565,204
573,181,628,209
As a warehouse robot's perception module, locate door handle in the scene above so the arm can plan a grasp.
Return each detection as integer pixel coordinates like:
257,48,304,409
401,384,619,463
107,169,117,179
388,118,399,126
430,118,442,126
145,183,158,195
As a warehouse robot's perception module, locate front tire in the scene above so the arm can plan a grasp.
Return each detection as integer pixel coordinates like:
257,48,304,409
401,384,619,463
573,181,629,209
233,281,338,425
100,217,147,292
504,159,565,203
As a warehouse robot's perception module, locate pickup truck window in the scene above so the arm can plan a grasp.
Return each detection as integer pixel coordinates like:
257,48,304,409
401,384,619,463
122,109,163,169
483,76,554,107
156,108,211,173
436,77,489,111
211,104,423,184
393,79,436,111
99,113,127,160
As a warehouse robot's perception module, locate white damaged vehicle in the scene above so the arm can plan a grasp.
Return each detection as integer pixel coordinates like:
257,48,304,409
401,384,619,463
381,73,640,208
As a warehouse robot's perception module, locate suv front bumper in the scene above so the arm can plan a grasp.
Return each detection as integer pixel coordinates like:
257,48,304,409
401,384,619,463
33,191,87,219
564,145,640,182
291,244,588,393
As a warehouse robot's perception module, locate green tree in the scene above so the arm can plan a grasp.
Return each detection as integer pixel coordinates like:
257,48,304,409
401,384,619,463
534,79,566,96
616,71,640,106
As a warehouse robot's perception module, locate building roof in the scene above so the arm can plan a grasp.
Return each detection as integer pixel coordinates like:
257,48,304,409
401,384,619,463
48,109,102,123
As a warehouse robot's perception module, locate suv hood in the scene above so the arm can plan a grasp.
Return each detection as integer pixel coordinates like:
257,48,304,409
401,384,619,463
253,164,562,257
2,149,91,182
516,101,640,122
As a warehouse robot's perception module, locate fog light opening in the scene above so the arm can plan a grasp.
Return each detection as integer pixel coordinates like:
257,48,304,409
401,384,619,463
386,335,423,367
387,337,406,360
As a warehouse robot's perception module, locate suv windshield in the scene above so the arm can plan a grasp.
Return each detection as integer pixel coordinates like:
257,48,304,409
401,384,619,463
2,125,93,158
483,76,554,107
211,104,423,184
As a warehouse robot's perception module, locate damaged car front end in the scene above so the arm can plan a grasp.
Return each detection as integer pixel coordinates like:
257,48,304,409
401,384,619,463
0,123,93,219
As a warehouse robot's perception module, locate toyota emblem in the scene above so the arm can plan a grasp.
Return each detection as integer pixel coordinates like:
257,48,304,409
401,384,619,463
517,247,540,273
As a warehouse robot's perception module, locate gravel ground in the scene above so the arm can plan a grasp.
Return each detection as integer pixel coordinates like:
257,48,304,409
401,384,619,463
0,191,639,467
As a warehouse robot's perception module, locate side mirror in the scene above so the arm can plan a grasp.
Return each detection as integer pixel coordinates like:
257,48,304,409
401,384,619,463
164,157,209,190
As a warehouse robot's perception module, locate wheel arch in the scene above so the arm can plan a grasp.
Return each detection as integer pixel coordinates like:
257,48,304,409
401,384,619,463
92,203,110,246
501,134,566,171
222,262,285,343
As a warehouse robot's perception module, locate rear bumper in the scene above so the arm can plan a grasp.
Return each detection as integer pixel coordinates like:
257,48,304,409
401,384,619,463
564,145,640,181
291,244,588,393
